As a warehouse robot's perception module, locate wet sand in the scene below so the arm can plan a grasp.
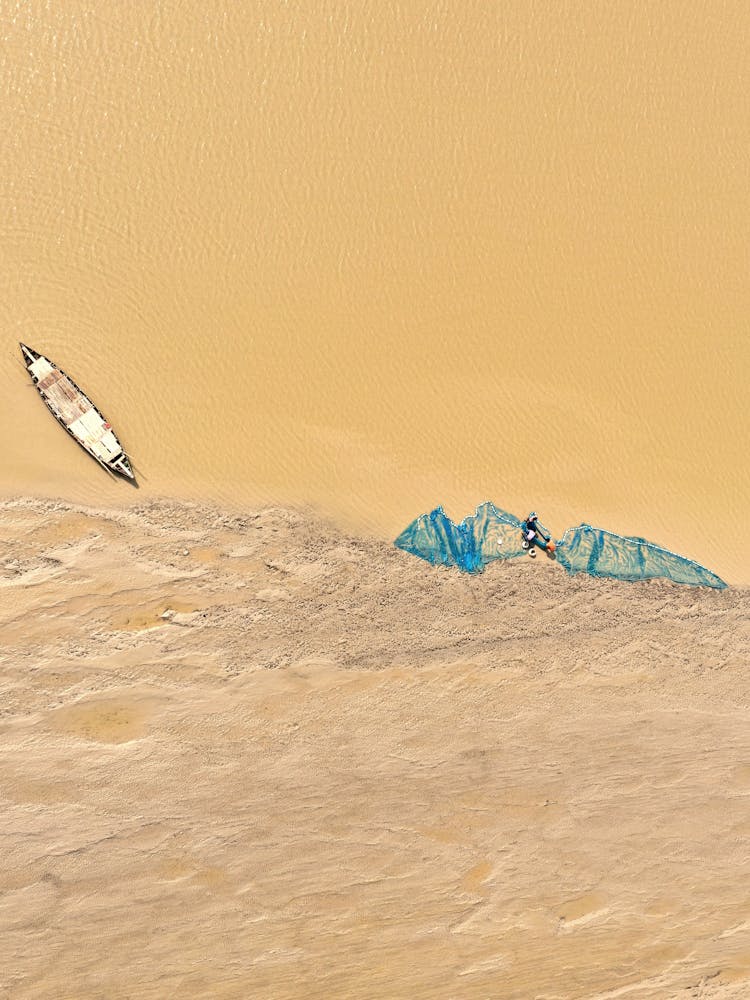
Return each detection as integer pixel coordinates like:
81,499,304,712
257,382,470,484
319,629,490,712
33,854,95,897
2,497,749,999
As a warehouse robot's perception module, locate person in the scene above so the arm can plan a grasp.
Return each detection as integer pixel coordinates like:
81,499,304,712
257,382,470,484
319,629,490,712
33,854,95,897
524,512,539,544
522,512,556,557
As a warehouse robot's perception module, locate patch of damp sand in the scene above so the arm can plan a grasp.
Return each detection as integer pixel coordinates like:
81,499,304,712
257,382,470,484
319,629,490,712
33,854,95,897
194,866,228,890
156,857,228,891
462,860,493,893
187,546,222,564
157,857,199,882
4,778,79,806
47,696,155,743
24,511,119,545
558,890,609,927
110,599,201,632
731,764,750,788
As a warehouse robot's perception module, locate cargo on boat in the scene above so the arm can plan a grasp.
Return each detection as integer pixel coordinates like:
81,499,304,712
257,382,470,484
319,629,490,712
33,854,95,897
20,343,135,482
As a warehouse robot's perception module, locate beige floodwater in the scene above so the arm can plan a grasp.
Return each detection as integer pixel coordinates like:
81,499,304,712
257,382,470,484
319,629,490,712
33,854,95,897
1,1,748,582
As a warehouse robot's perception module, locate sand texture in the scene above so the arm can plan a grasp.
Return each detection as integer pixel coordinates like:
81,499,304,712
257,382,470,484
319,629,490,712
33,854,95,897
1,497,749,999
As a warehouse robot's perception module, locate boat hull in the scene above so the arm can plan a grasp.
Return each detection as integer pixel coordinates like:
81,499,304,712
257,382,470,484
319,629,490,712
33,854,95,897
20,343,135,482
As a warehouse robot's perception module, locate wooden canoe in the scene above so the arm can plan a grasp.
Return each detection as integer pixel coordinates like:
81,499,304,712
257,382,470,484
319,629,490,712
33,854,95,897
20,343,135,482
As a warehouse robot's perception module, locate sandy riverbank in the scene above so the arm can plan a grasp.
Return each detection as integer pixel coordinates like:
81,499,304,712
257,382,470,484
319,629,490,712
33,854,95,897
1,496,749,999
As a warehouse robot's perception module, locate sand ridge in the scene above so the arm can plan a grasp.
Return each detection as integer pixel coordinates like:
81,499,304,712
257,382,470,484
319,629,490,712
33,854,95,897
1,496,749,999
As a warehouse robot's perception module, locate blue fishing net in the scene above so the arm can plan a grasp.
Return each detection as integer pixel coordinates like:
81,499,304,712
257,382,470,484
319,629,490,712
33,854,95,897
554,524,726,589
395,503,726,589
394,502,528,573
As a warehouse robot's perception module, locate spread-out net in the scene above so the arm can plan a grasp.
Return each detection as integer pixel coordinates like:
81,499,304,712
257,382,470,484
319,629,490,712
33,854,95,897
554,524,726,588
394,502,726,589
394,502,526,573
